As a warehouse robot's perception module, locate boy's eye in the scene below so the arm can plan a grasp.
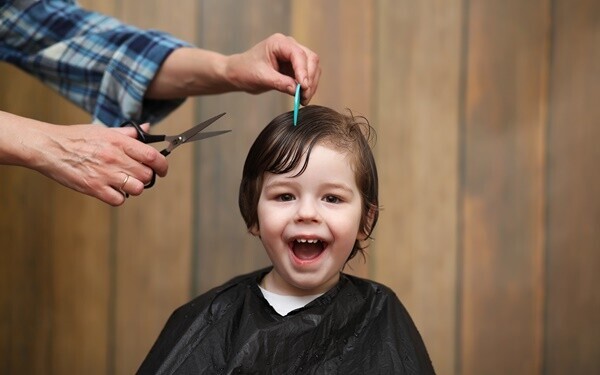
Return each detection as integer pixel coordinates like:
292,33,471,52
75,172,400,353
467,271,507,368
277,193,295,202
324,195,341,204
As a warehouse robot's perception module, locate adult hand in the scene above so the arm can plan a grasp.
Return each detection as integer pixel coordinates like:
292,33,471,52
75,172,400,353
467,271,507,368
0,111,168,206
226,33,321,105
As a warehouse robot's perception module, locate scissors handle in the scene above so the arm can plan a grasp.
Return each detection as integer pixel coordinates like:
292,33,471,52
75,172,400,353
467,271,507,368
120,120,167,189
141,148,171,188
120,121,165,144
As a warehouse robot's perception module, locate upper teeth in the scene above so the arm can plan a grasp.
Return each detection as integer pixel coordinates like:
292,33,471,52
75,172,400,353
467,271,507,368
296,239,319,243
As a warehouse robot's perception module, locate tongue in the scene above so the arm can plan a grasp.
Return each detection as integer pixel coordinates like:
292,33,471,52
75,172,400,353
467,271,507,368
293,242,323,260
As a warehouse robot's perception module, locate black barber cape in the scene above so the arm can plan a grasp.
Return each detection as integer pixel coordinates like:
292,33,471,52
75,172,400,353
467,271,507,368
138,268,434,375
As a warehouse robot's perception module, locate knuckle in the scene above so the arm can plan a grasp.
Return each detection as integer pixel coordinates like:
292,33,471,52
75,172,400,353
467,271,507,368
130,181,145,196
128,143,157,164
82,179,104,197
272,32,285,40
98,148,117,164
140,167,154,183
142,146,159,163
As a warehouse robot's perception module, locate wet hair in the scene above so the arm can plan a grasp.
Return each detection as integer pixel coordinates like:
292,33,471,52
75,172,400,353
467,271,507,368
239,105,379,261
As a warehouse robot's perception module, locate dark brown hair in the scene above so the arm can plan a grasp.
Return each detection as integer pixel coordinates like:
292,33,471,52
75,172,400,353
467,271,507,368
239,105,379,261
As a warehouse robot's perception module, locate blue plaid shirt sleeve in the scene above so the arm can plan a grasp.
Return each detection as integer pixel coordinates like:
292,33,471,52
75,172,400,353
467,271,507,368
0,0,192,126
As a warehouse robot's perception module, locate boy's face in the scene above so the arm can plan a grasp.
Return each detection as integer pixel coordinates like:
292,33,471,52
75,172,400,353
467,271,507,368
251,143,366,296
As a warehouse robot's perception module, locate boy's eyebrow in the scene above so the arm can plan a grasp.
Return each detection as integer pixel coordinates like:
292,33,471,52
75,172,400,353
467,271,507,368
263,179,355,196
262,179,297,190
320,182,355,195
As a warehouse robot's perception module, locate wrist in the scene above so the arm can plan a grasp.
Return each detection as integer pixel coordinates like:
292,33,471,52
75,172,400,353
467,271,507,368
0,111,47,168
199,49,240,93
147,47,237,98
221,53,245,92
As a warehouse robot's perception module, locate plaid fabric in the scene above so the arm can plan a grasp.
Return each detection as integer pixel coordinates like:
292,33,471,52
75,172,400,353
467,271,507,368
0,0,191,126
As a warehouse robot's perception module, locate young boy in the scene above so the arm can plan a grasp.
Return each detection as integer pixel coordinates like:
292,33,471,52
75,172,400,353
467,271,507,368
138,105,434,374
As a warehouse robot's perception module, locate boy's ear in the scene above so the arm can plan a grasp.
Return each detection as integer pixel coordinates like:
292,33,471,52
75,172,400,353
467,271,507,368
357,206,377,241
249,224,260,237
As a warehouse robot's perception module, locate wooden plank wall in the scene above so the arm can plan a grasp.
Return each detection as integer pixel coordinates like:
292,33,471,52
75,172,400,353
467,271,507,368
545,0,600,373
1,1,598,374
461,1,548,373
374,1,461,373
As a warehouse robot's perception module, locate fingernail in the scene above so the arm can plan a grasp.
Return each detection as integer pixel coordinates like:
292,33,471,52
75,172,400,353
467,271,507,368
288,85,295,94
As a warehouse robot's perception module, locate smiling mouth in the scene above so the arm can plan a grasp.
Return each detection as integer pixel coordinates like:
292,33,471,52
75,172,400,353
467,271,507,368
291,239,326,261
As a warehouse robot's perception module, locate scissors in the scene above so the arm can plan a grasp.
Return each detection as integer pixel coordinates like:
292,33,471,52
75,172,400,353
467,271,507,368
120,112,229,188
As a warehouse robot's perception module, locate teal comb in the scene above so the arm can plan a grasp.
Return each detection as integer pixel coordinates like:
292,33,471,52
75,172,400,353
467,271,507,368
293,83,301,126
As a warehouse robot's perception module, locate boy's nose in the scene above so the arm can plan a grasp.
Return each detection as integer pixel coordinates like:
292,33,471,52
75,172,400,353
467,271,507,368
294,199,321,223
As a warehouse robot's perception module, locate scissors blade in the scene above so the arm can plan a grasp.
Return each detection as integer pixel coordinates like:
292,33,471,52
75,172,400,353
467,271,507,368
179,112,226,142
164,112,227,153
186,129,231,142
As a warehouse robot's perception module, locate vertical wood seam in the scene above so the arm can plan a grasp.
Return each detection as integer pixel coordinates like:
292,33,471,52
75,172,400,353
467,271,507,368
541,0,556,373
369,0,380,281
455,0,471,373
107,208,118,375
190,0,205,299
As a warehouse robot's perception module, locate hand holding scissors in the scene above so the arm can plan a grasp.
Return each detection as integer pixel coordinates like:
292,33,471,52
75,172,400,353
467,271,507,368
120,112,229,191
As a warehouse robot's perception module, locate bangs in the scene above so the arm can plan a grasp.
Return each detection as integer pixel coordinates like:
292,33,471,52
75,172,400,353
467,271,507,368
264,135,320,177
256,110,331,178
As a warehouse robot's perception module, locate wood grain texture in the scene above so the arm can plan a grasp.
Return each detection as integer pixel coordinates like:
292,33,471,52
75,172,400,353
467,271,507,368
50,190,111,375
544,0,600,373
0,140,55,374
460,1,549,374
373,1,462,373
